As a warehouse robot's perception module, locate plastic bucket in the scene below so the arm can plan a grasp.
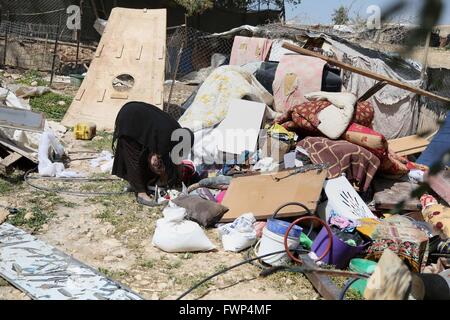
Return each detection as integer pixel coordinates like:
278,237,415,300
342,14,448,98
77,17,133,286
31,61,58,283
349,259,377,295
311,227,368,269
257,219,302,266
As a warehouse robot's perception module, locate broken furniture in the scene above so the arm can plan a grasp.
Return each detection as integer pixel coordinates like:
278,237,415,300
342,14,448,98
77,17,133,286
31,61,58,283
62,8,167,130
0,136,38,174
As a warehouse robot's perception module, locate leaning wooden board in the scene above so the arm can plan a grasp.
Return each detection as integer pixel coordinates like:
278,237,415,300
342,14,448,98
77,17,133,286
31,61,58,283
62,8,166,130
221,169,327,222
387,135,430,156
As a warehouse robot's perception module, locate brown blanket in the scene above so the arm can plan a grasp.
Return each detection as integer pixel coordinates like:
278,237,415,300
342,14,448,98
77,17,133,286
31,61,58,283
298,137,380,192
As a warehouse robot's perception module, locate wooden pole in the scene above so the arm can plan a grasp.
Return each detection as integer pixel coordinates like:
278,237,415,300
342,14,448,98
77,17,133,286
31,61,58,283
282,42,450,105
420,31,431,81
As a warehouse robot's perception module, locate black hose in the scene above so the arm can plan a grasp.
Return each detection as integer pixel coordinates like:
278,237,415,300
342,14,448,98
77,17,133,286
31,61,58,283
339,278,361,300
176,249,307,300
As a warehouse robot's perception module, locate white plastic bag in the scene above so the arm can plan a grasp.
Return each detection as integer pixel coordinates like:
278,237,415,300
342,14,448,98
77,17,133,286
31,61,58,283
218,213,257,252
152,204,215,253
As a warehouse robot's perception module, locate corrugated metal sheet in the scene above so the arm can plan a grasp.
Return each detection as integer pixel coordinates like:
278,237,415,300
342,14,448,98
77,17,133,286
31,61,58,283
0,223,143,300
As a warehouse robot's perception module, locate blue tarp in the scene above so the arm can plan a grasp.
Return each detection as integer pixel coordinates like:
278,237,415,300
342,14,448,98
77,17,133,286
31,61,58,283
417,112,450,168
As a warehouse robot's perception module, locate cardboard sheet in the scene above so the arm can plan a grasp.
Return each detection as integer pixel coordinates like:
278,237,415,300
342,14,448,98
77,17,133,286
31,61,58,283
62,8,166,130
216,99,266,155
221,169,327,222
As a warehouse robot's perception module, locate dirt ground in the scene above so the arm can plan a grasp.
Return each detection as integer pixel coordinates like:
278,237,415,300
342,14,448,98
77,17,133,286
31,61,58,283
0,77,321,301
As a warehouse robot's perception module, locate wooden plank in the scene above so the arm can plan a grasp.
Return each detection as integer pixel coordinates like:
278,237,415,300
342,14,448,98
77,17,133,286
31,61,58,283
0,152,22,174
1,152,22,167
0,136,37,163
282,43,450,105
388,135,430,156
301,254,340,300
62,8,167,130
221,169,327,222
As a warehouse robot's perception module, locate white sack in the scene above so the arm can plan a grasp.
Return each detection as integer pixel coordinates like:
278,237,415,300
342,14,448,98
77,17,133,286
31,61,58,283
152,204,215,253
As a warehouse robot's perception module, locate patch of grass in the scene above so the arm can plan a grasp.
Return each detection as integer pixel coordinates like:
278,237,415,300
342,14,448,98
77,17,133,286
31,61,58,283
16,70,48,86
0,179,13,194
0,172,25,194
98,267,129,280
175,272,213,297
87,131,113,152
139,259,157,269
330,276,365,300
0,278,9,286
7,206,55,231
30,92,73,121
166,260,182,270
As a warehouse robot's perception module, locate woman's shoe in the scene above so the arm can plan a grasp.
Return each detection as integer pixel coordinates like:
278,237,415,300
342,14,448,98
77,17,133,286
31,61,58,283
136,194,158,207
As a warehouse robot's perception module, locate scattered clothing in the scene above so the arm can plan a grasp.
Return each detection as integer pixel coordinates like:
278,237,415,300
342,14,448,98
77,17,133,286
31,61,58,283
421,194,450,238
218,213,257,252
329,210,358,233
297,137,380,192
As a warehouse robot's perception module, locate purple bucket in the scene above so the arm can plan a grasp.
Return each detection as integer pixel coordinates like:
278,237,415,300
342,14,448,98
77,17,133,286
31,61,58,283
311,227,368,269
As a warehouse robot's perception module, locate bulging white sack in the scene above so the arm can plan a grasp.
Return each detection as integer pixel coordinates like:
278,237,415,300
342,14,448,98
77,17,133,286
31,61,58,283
152,204,215,253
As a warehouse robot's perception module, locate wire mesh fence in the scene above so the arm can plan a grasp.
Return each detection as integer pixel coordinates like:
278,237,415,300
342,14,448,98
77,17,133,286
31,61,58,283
0,20,61,70
166,26,234,81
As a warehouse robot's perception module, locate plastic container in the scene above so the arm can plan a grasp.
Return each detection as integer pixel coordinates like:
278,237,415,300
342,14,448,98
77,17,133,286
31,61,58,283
311,227,368,269
349,258,377,295
70,74,85,87
74,122,97,140
257,219,302,266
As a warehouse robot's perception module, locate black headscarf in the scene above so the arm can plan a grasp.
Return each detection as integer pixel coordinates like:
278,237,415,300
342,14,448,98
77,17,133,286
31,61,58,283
112,101,193,186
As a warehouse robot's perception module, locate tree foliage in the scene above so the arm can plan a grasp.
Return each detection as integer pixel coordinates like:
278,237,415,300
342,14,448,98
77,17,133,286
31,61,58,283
173,0,214,16
175,0,302,16
331,5,350,25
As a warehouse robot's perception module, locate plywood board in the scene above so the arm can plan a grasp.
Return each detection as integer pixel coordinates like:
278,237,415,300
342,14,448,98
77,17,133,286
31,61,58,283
388,135,430,156
61,8,167,130
221,169,327,222
216,99,266,155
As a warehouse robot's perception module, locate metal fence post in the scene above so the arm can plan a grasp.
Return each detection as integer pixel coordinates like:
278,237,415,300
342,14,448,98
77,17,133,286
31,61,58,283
50,14,63,86
2,12,10,68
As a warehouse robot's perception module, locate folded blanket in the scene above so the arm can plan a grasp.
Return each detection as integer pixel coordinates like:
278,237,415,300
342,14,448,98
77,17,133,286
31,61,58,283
297,137,380,192
179,65,273,132
275,99,374,138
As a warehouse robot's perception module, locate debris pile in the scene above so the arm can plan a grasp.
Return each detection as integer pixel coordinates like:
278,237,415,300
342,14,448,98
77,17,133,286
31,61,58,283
1,8,449,301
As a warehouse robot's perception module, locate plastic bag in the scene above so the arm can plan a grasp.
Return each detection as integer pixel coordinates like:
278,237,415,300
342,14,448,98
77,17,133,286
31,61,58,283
218,213,257,252
152,204,215,253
